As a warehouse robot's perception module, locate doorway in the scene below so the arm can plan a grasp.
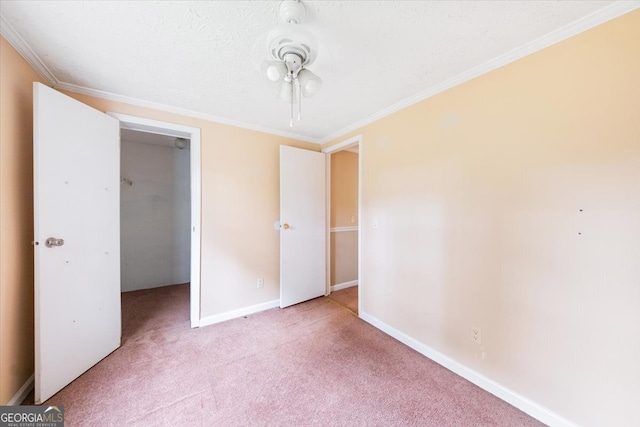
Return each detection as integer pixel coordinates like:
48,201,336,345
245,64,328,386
322,135,362,315
108,113,201,328
120,130,190,293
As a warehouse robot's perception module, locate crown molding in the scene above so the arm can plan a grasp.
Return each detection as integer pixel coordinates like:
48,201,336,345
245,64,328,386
3,2,638,146
0,14,58,85
319,1,640,144
54,82,322,144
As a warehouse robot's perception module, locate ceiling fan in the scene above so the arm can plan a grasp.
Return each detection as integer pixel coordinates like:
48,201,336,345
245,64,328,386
261,0,322,127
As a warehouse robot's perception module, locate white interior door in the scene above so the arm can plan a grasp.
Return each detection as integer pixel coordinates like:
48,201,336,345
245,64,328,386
280,145,326,308
34,83,121,403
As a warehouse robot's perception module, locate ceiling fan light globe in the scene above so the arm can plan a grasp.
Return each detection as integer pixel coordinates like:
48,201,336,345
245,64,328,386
303,77,321,95
278,80,297,104
261,60,287,83
297,69,322,97
267,65,283,82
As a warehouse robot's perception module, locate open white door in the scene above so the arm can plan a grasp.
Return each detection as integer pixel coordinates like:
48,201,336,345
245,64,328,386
34,83,121,403
280,145,326,308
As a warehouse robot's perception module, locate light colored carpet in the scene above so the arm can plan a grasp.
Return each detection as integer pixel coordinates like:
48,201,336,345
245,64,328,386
32,284,545,426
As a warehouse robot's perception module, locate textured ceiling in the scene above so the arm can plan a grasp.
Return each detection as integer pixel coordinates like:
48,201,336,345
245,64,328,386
0,1,628,143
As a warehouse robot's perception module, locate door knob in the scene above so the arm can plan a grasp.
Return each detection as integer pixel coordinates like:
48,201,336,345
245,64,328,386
282,223,290,230
45,237,64,248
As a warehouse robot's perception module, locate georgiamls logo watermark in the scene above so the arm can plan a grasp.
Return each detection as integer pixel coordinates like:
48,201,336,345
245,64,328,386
0,405,64,427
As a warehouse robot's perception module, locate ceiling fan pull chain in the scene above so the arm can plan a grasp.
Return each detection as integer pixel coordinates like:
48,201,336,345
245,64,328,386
298,78,302,121
290,82,294,127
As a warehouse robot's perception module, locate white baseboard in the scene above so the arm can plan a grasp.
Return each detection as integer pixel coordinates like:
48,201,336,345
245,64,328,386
199,299,280,327
6,373,34,406
331,280,358,292
358,311,579,427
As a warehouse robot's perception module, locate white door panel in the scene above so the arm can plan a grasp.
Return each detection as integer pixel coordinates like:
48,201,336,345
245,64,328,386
34,83,121,403
280,146,326,308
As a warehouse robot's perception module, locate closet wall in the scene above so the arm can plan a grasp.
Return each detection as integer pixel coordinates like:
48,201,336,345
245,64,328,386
120,131,191,291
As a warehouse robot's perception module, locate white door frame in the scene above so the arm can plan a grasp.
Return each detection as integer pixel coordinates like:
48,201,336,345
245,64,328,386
321,134,363,314
107,113,201,328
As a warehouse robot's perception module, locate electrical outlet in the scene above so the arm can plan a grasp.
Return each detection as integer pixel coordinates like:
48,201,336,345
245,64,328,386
257,278,264,288
471,327,482,344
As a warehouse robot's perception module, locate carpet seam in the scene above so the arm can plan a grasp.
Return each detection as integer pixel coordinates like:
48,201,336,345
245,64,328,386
324,296,359,317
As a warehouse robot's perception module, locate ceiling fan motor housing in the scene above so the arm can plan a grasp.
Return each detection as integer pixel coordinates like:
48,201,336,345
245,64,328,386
266,23,318,67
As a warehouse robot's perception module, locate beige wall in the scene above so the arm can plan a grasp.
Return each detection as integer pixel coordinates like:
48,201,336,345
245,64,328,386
0,37,48,404
330,151,358,285
330,232,357,285
330,151,358,227
323,11,640,427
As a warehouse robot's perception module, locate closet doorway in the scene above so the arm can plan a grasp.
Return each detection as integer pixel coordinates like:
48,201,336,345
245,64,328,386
323,135,362,315
110,113,201,328
120,129,190,288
